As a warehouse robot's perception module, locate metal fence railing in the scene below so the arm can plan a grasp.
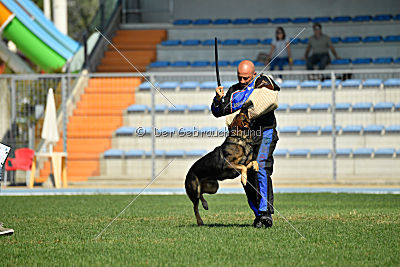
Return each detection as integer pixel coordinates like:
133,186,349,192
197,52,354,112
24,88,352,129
1,69,400,185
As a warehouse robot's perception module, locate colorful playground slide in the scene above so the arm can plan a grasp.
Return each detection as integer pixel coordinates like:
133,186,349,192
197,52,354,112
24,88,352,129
0,0,80,72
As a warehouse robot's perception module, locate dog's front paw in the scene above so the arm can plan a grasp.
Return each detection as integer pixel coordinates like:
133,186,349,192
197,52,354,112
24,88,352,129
253,161,259,172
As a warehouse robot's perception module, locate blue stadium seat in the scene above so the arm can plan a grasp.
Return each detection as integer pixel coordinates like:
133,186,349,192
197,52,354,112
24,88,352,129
332,16,351,23
231,60,242,67
170,61,190,68
222,81,236,88
292,17,311,23
300,80,320,88
276,103,289,112
352,15,371,22
213,18,232,25
384,79,400,87
289,38,301,45
182,40,201,46
375,148,395,157
290,103,309,111
155,104,168,112
159,81,179,90
165,150,185,157
312,17,331,23
127,104,148,113
211,61,230,67
289,149,310,157
374,102,394,111
161,40,181,46
261,38,273,45
310,103,330,111
115,126,135,136
363,79,382,87
193,19,212,25
253,61,264,67
202,39,219,46
271,17,291,23
186,150,207,157
362,36,382,43
373,57,393,64
125,150,145,158
353,148,374,157
352,58,372,65
335,102,351,111
191,61,210,67
293,59,306,66
321,125,341,134
383,35,400,42
386,125,400,133
279,126,299,134
222,39,241,45
364,125,384,134
173,19,192,25
342,36,361,43
395,58,400,64
301,38,308,44
341,79,361,87
331,58,351,65
242,39,260,45
149,61,169,68
104,149,124,158
280,80,299,88
336,148,352,157
139,81,152,90
394,14,400,21
180,81,199,90
321,80,340,88
188,105,209,112
372,14,392,21
252,18,270,24
200,81,218,89
169,105,187,112
274,149,288,157
311,148,331,157
145,150,165,157
342,125,363,133
301,125,320,134
396,102,400,111
352,102,372,111
330,37,341,44
232,18,251,24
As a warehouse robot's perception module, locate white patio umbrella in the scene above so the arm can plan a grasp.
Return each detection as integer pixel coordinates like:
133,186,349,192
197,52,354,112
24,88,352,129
41,88,59,153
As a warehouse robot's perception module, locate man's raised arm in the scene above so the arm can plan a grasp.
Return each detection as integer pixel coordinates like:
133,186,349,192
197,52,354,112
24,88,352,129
211,85,232,117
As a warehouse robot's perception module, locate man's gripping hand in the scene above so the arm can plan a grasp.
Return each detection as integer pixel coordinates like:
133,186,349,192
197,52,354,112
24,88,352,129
215,86,224,101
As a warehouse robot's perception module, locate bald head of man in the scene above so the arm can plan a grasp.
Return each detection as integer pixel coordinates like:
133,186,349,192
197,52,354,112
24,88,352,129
237,60,256,87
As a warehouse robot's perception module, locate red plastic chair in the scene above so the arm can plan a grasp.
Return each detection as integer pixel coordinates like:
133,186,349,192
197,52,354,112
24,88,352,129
5,148,35,171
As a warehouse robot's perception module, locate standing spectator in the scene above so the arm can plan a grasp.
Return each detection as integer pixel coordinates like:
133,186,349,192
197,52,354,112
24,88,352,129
305,23,340,72
267,27,292,72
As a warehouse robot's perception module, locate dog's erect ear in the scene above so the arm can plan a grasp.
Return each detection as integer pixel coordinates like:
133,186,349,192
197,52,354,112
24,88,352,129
240,105,249,117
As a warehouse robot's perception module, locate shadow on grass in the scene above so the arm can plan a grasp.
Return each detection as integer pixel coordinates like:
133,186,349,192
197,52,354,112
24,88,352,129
180,223,252,228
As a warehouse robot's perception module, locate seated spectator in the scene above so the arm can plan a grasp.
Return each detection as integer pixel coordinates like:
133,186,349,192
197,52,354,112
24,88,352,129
267,27,292,71
304,23,340,72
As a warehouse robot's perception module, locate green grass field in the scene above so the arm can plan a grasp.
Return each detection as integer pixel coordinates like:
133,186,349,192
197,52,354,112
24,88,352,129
0,193,399,266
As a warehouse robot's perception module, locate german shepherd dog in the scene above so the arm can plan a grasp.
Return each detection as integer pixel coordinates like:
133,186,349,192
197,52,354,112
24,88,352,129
184,107,259,225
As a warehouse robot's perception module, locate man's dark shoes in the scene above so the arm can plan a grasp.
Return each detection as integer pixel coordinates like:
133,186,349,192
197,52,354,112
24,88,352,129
260,213,273,228
253,216,263,228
